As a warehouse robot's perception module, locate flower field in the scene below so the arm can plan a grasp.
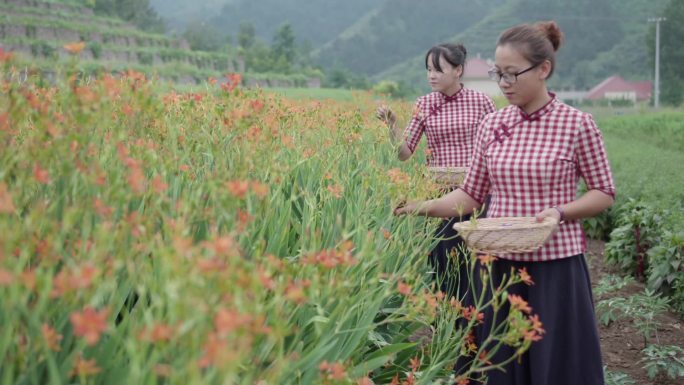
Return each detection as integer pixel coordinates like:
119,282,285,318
0,55,539,385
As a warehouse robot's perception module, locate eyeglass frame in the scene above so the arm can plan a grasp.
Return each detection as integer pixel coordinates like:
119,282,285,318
488,62,541,84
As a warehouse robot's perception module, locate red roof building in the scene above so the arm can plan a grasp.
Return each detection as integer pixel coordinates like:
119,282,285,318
586,75,652,102
463,56,501,97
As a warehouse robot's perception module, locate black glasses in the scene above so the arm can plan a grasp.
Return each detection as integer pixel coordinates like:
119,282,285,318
488,63,540,84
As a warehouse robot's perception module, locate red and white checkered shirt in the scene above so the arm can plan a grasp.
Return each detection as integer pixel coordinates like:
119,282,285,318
461,95,615,262
404,88,496,167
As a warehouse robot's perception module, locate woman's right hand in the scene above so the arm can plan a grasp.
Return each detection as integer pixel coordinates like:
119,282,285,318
393,200,417,216
376,105,396,127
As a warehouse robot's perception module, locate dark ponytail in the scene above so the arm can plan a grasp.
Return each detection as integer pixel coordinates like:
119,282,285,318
425,43,467,74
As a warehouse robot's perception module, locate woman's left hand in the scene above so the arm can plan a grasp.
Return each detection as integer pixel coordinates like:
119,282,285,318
535,207,561,223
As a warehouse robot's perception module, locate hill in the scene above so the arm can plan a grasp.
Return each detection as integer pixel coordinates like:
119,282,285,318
206,0,373,47
311,0,505,77
376,0,669,92
0,0,246,83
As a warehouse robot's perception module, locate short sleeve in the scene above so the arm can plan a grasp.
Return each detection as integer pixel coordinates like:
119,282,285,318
483,95,496,115
460,115,492,204
403,98,426,153
577,114,615,198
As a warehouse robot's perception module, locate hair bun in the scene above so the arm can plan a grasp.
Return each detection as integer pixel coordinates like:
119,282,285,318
536,21,564,51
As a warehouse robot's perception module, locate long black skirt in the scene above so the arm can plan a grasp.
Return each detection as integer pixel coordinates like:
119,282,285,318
428,213,472,298
460,254,605,385
428,195,489,299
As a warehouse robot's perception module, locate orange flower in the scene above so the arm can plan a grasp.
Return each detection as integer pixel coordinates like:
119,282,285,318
42,323,62,351
319,361,346,381
409,356,421,372
397,281,412,296
477,254,497,265
93,198,113,218
0,269,13,286
197,332,236,368
462,305,484,324
226,180,249,199
455,377,470,385
214,309,251,336
138,323,174,343
387,168,410,184
152,175,168,194
508,294,532,314
525,314,545,342
250,181,269,198
518,267,534,285
250,99,265,113
70,354,100,377
33,163,50,184
127,164,146,194
0,183,15,214
0,47,14,62
63,42,86,55
70,307,109,345
221,73,242,92
327,184,344,198
358,377,374,385
206,235,239,257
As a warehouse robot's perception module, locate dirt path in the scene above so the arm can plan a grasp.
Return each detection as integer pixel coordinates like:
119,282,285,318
586,239,684,385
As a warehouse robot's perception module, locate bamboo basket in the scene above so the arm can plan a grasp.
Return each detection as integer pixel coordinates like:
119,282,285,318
453,216,558,254
426,166,468,189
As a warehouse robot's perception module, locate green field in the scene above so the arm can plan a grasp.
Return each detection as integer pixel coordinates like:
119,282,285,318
599,111,684,213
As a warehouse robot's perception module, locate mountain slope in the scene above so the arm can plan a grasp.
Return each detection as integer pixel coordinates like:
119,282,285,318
207,0,374,47
377,0,669,91
312,0,505,76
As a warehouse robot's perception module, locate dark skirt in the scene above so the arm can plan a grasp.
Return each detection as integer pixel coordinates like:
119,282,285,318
428,213,472,298
459,254,605,385
428,194,490,299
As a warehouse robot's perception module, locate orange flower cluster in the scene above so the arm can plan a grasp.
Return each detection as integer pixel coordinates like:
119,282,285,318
319,361,347,381
70,354,100,377
226,179,269,199
518,267,534,286
221,73,242,93
0,47,14,62
387,168,410,184
70,306,109,345
63,42,86,55
137,323,175,343
42,323,63,351
51,264,99,298
326,184,344,198
508,294,532,314
301,244,357,269
197,308,271,368
0,183,15,214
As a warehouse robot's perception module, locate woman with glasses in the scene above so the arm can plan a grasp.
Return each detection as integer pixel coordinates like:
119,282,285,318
395,21,614,385
377,43,496,297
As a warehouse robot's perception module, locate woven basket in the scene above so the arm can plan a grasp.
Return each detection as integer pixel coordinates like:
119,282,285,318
426,166,468,188
452,217,558,254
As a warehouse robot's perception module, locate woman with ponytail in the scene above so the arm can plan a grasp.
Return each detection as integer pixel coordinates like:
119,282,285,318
396,21,613,385
377,43,496,297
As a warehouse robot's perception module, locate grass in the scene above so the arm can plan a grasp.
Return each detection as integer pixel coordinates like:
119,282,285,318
266,87,363,101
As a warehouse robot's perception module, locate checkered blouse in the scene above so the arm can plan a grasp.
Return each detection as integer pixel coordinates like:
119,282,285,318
404,88,496,167
460,95,615,262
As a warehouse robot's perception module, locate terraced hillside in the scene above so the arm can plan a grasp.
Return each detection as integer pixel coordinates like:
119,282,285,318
0,0,320,87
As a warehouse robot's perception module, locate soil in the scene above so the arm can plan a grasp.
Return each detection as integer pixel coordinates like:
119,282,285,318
586,239,684,385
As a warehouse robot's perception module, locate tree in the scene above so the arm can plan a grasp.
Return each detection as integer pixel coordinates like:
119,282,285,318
237,22,256,50
183,21,226,52
648,0,684,106
93,0,165,33
272,23,296,70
